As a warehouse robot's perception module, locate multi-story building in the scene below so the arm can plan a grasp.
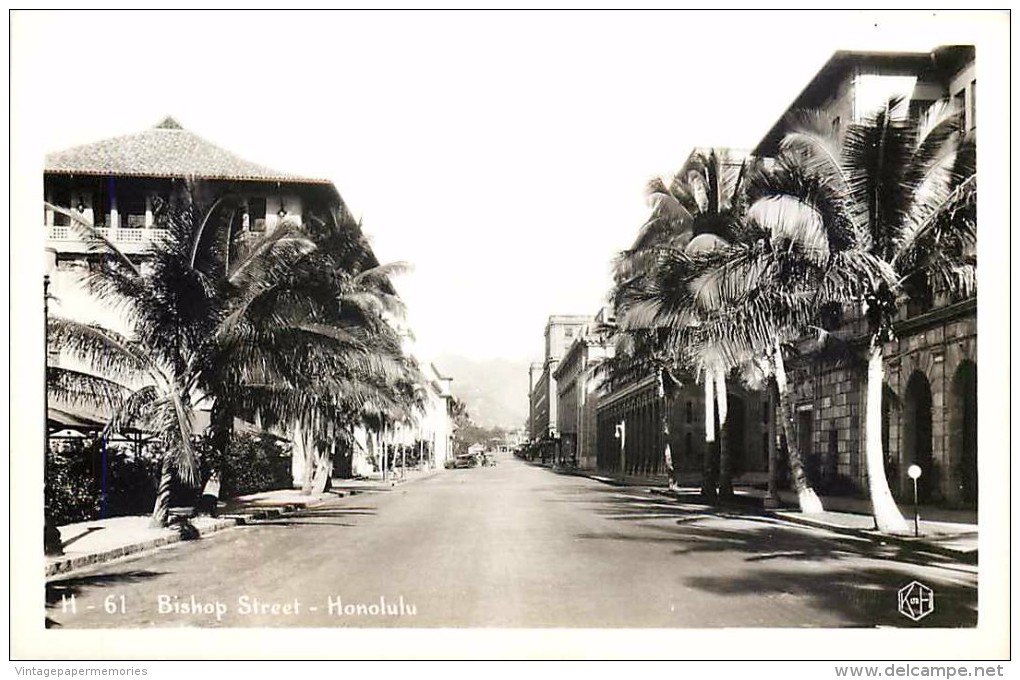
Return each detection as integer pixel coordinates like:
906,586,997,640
44,117,454,487
44,116,341,266
527,361,545,441
45,117,348,435
592,47,977,501
527,315,590,462
751,45,977,507
553,308,614,469
595,371,773,485
591,45,978,501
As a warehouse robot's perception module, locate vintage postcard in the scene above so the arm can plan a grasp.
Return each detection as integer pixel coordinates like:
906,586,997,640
9,9,1010,665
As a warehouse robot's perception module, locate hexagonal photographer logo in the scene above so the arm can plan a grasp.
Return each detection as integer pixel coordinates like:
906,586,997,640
898,581,935,621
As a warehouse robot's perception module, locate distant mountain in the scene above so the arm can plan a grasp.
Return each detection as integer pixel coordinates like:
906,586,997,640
433,354,531,430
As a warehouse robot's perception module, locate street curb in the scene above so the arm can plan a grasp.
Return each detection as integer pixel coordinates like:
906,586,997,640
762,510,978,564
643,487,978,564
45,491,356,579
45,517,239,578
365,469,442,490
639,482,978,565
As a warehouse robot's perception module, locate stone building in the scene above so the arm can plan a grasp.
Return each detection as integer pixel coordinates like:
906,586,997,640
526,315,590,462
592,45,977,509
595,376,771,485
752,45,978,508
552,309,614,469
527,361,545,441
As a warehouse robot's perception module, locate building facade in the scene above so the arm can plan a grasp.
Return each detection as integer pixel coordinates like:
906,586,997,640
588,46,976,509
43,117,448,490
595,376,772,485
753,46,978,508
527,315,590,457
553,311,614,469
527,361,546,442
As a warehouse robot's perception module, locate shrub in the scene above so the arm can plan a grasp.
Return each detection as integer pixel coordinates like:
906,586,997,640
198,432,293,497
46,440,102,525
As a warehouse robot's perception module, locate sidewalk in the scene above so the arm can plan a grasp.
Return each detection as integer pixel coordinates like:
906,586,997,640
565,468,978,563
46,467,441,578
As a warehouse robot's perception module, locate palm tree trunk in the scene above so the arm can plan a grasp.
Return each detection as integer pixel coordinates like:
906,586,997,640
764,379,780,508
662,394,676,490
310,445,332,494
299,425,316,495
774,346,823,514
150,454,173,528
701,374,718,500
716,370,734,499
315,421,335,493
203,403,232,511
865,341,909,532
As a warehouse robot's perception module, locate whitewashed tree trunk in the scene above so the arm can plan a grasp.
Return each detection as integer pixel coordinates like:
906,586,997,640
299,425,316,495
704,373,716,443
715,369,734,498
774,346,824,514
702,372,719,498
866,342,909,532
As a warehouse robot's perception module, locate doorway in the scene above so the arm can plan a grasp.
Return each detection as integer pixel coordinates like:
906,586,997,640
903,371,934,503
950,361,977,507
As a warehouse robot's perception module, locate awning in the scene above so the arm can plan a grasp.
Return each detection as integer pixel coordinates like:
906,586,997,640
48,406,105,432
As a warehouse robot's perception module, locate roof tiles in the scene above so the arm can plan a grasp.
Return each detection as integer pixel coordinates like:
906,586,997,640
45,117,330,184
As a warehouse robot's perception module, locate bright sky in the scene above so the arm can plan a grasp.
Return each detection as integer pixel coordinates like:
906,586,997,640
11,10,1005,363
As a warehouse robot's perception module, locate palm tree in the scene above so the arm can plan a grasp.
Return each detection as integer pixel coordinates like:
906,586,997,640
658,178,879,514
763,98,976,531
46,189,418,526
613,148,755,500
241,207,423,494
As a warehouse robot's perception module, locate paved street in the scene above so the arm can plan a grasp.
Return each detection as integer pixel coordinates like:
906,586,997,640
46,454,977,628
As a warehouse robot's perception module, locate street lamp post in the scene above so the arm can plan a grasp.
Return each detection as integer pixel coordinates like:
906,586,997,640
614,420,626,480
908,464,922,538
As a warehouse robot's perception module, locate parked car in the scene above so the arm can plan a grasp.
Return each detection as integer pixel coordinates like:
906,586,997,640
452,453,478,469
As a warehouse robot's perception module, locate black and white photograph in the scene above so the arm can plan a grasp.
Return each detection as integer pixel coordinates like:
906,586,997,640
9,9,1010,666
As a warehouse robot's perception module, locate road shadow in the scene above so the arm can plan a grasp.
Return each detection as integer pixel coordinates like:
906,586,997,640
46,569,167,627
567,488,977,627
565,486,973,572
251,507,376,528
683,565,977,627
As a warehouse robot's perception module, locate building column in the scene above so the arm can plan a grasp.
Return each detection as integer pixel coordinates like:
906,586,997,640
109,178,119,231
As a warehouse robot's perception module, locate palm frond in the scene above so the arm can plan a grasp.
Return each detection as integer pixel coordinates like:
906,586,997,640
45,202,141,277
48,317,162,387
47,367,129,412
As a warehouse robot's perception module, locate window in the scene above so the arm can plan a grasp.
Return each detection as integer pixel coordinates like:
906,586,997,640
50,188,71,226
969,80,976,131
93,188,110,227
249,197,267,231
954,88,967,129
120,194,146,229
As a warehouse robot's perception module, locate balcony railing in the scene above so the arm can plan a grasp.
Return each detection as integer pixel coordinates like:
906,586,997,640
47,225,169,250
